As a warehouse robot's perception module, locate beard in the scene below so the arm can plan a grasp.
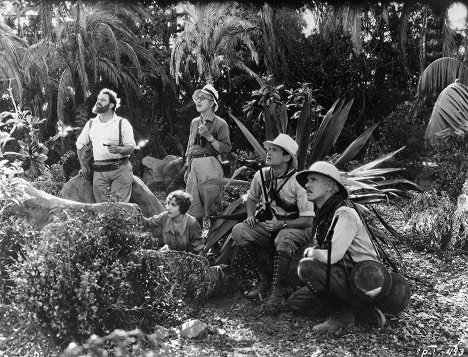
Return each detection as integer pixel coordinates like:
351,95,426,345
92,103,110,114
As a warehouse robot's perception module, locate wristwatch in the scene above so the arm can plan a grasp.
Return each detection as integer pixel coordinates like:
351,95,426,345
208,136,216,143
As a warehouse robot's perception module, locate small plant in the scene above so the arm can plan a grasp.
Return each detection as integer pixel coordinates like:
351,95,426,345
402,190,456,252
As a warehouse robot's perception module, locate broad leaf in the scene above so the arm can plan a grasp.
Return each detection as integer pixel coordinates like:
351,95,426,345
229,112,266,161
334,123,378,169
201,177,250,188
263,103,278,140
308,98,353,166
205,197,246,251
295,91,312,170
279,103,288,134
417,57,468,96
424,82,468,146
349,147,405,174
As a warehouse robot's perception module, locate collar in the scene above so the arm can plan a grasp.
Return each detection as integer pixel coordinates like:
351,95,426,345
163,213,189,236
200,113,215,122
270,165,294,179
97,112,118,123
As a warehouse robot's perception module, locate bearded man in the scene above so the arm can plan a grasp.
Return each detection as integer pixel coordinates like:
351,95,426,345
76,88,136,202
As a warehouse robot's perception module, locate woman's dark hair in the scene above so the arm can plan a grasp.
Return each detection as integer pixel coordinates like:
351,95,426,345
166,190,192,214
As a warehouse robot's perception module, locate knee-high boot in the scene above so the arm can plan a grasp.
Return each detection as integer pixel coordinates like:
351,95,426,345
243,245,270,299
265,251,291,306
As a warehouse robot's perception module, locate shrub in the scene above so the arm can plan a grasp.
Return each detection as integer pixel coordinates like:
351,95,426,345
364,102,428,179
430,142,468,200
402,190,456,252
31,163,67,196
9,207,214,345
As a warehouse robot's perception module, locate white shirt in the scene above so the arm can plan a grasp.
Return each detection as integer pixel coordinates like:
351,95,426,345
312,206,379,265
76,114,136,161
247,167,315,217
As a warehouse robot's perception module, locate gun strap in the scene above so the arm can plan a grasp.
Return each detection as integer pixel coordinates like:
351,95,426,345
349,200,400,273
325,216,339,292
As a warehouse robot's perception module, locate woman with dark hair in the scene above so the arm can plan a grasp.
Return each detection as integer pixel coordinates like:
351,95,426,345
140,190,204,255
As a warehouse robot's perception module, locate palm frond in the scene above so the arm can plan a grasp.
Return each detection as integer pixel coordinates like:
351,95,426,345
424,82,468,146
417,57,468,96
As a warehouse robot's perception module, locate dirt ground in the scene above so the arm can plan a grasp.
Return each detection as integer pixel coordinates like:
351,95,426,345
154,247,468,357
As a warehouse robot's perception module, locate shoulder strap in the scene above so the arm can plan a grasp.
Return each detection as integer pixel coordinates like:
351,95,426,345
274,169,296,194
119,118,122,146
88,119,93,142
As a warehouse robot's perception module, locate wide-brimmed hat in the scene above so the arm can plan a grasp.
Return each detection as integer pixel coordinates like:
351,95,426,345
263,134,298,169
349,260,393,302
193,84,219,112
295,161,348,198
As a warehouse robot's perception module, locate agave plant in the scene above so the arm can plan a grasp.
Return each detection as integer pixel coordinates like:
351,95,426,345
204,89,418,263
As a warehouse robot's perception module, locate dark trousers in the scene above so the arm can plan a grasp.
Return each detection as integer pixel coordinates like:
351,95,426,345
288,258,365,313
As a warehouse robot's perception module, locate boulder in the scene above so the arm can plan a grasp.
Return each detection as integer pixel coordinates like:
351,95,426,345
60,174,164,217
179,319,207,339
12,178,141,229
142,155,184,188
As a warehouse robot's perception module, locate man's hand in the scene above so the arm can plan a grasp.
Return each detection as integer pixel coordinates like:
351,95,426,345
244,215,258,227
79,167,92,181
107,145,121,154
264,216,283,232
304,247,317,259
198,124,213,141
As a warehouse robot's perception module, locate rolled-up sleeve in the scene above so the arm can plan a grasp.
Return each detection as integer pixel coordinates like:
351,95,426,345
145,212,166,230
188,219,204,254
213,120,231,154
121,119,136,147
246,170,262,203
76,121,91,150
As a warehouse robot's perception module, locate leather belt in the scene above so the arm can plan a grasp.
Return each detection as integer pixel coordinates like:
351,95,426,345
94,157,128,163
191,153,215,159
93,157,129,172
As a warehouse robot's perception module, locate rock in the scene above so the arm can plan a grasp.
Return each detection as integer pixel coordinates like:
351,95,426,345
12,178,141,229
179,319,208,339
149,325,171,342
61,174,164,217
142,155,184,188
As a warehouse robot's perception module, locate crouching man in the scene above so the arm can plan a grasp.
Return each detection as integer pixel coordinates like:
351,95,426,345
287,161,386,332
231,134,314,309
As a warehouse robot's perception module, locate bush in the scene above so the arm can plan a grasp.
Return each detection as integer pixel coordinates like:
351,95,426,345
430,142,468,200
9,207,214,345
365,101,428,180
31,163,67,196
402,190,456,252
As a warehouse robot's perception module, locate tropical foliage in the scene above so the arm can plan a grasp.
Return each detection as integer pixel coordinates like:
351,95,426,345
170,2,260,84
417,57,468,145
205,89,418,261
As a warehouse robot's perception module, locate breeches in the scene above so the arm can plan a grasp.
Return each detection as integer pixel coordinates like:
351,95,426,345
93,163,133,203
288,258,364,312
186,156,223,220
231,222,312,255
